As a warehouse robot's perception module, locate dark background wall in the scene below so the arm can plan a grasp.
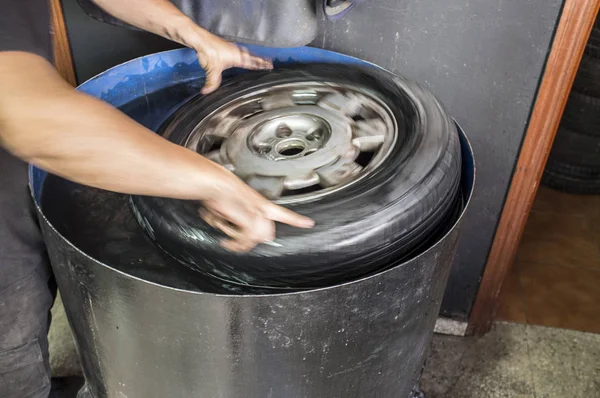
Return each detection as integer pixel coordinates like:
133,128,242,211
62,0,564,320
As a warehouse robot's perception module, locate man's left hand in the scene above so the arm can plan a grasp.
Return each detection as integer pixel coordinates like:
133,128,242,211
187,29,273,94
90,1,274,94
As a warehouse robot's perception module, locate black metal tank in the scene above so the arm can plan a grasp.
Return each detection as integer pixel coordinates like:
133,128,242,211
31,47,475,398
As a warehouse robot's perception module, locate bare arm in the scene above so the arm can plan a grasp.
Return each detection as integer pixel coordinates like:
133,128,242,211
0,53,312,251
91,0,272,93
0,53,218,198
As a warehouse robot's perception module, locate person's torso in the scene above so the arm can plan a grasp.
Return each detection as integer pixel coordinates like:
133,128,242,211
0,0,52,61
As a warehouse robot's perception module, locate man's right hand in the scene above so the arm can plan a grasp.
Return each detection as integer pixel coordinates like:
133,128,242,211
0,52,312,252
199,166,314,252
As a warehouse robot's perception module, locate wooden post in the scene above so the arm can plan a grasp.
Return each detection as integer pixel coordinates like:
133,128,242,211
468,0,600,335
50,0,77,86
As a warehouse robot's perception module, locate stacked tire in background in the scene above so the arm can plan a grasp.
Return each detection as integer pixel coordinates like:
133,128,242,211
543,18,600,193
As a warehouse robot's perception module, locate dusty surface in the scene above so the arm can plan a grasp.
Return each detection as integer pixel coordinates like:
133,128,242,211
49,293,81,378
49,298,600,397
421,322,600,397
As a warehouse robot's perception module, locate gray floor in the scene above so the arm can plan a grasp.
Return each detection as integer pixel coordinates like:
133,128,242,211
50,297,600,397
421,322,600,398
49,294,81,378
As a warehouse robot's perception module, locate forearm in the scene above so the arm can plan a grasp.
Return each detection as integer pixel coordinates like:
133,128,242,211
0,52,222,199
91,0,205,48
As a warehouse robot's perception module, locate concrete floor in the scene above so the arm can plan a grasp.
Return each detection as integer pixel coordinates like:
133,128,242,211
498,187,600,334
421,322,600,398
50,300,600,397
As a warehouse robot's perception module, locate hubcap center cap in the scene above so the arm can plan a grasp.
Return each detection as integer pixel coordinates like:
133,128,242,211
275,139,307,158
224,107,352,181
248,113,331,161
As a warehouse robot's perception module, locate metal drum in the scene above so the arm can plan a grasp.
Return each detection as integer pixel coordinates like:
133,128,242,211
30,47,475,398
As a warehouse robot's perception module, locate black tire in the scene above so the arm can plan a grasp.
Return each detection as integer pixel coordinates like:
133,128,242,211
585,42,600,60
572,54,600,98
561,91,600,136
545,158,600,180
542,165,600,194
131,64,462,289
584,27,600,59
548,126,600,171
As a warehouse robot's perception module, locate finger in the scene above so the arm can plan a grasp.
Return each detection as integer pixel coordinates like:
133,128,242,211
220,238,255,253
201,212,258,252
198,209,242,239
237,47,273,70
247,54,273,70
201,201,274,244
263,203,314,228
248,214,276,243
199,208,244,240
200,208,256,252
253,56,274,70
201,63,223,94
229,212,274,245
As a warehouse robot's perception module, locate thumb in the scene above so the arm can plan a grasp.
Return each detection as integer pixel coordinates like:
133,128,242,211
202,64,223,94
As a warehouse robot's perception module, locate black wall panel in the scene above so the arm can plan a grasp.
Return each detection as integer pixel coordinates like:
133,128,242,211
61,0,564,319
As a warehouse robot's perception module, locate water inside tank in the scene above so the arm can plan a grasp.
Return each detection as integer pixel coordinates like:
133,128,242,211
40,76,465,295
40,79,254,294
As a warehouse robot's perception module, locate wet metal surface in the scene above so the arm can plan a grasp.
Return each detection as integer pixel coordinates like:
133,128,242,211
41,223,461,398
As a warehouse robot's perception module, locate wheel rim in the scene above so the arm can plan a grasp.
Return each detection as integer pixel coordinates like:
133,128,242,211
185,82,398,204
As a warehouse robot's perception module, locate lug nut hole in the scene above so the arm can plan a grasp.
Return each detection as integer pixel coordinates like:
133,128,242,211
276,124,293,138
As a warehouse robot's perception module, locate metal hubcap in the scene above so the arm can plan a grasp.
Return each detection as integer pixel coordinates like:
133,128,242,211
186,82,398,203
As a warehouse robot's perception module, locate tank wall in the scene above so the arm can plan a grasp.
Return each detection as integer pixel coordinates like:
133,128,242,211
32,118,473,398
34,32,477,395
39,214,461,398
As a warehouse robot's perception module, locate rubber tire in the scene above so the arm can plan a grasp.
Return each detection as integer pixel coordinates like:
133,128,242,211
585,24,600,59
131,64,462,289
545,159,600,180
561,91,600,136
542,165,600,195
572,54,600,98
548,126,600,171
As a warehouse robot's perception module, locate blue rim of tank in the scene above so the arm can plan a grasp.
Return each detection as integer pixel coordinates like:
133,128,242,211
28,46,475,297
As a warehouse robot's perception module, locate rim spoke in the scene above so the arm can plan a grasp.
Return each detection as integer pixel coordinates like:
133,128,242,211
354,119,387,136
317,93,362,116
317,162,363,187
206,116,241,137
291,89,319,105
352,119,386,151
352,136,385,151
204,150,235,172
207,102,262,137
260,93,296,110
246,176,286,199
283,172,320,191
204,150,222,163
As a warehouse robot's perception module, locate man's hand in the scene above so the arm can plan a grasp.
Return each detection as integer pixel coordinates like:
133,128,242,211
61,1,304,251
92,0,273,94
0,53,311,253
188,32,273,94
200,166,313,252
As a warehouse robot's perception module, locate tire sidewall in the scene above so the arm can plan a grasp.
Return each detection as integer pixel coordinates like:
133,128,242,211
131,64,462,288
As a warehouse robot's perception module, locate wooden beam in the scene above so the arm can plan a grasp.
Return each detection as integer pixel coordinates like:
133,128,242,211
50,0,77,86
467,0,600,335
